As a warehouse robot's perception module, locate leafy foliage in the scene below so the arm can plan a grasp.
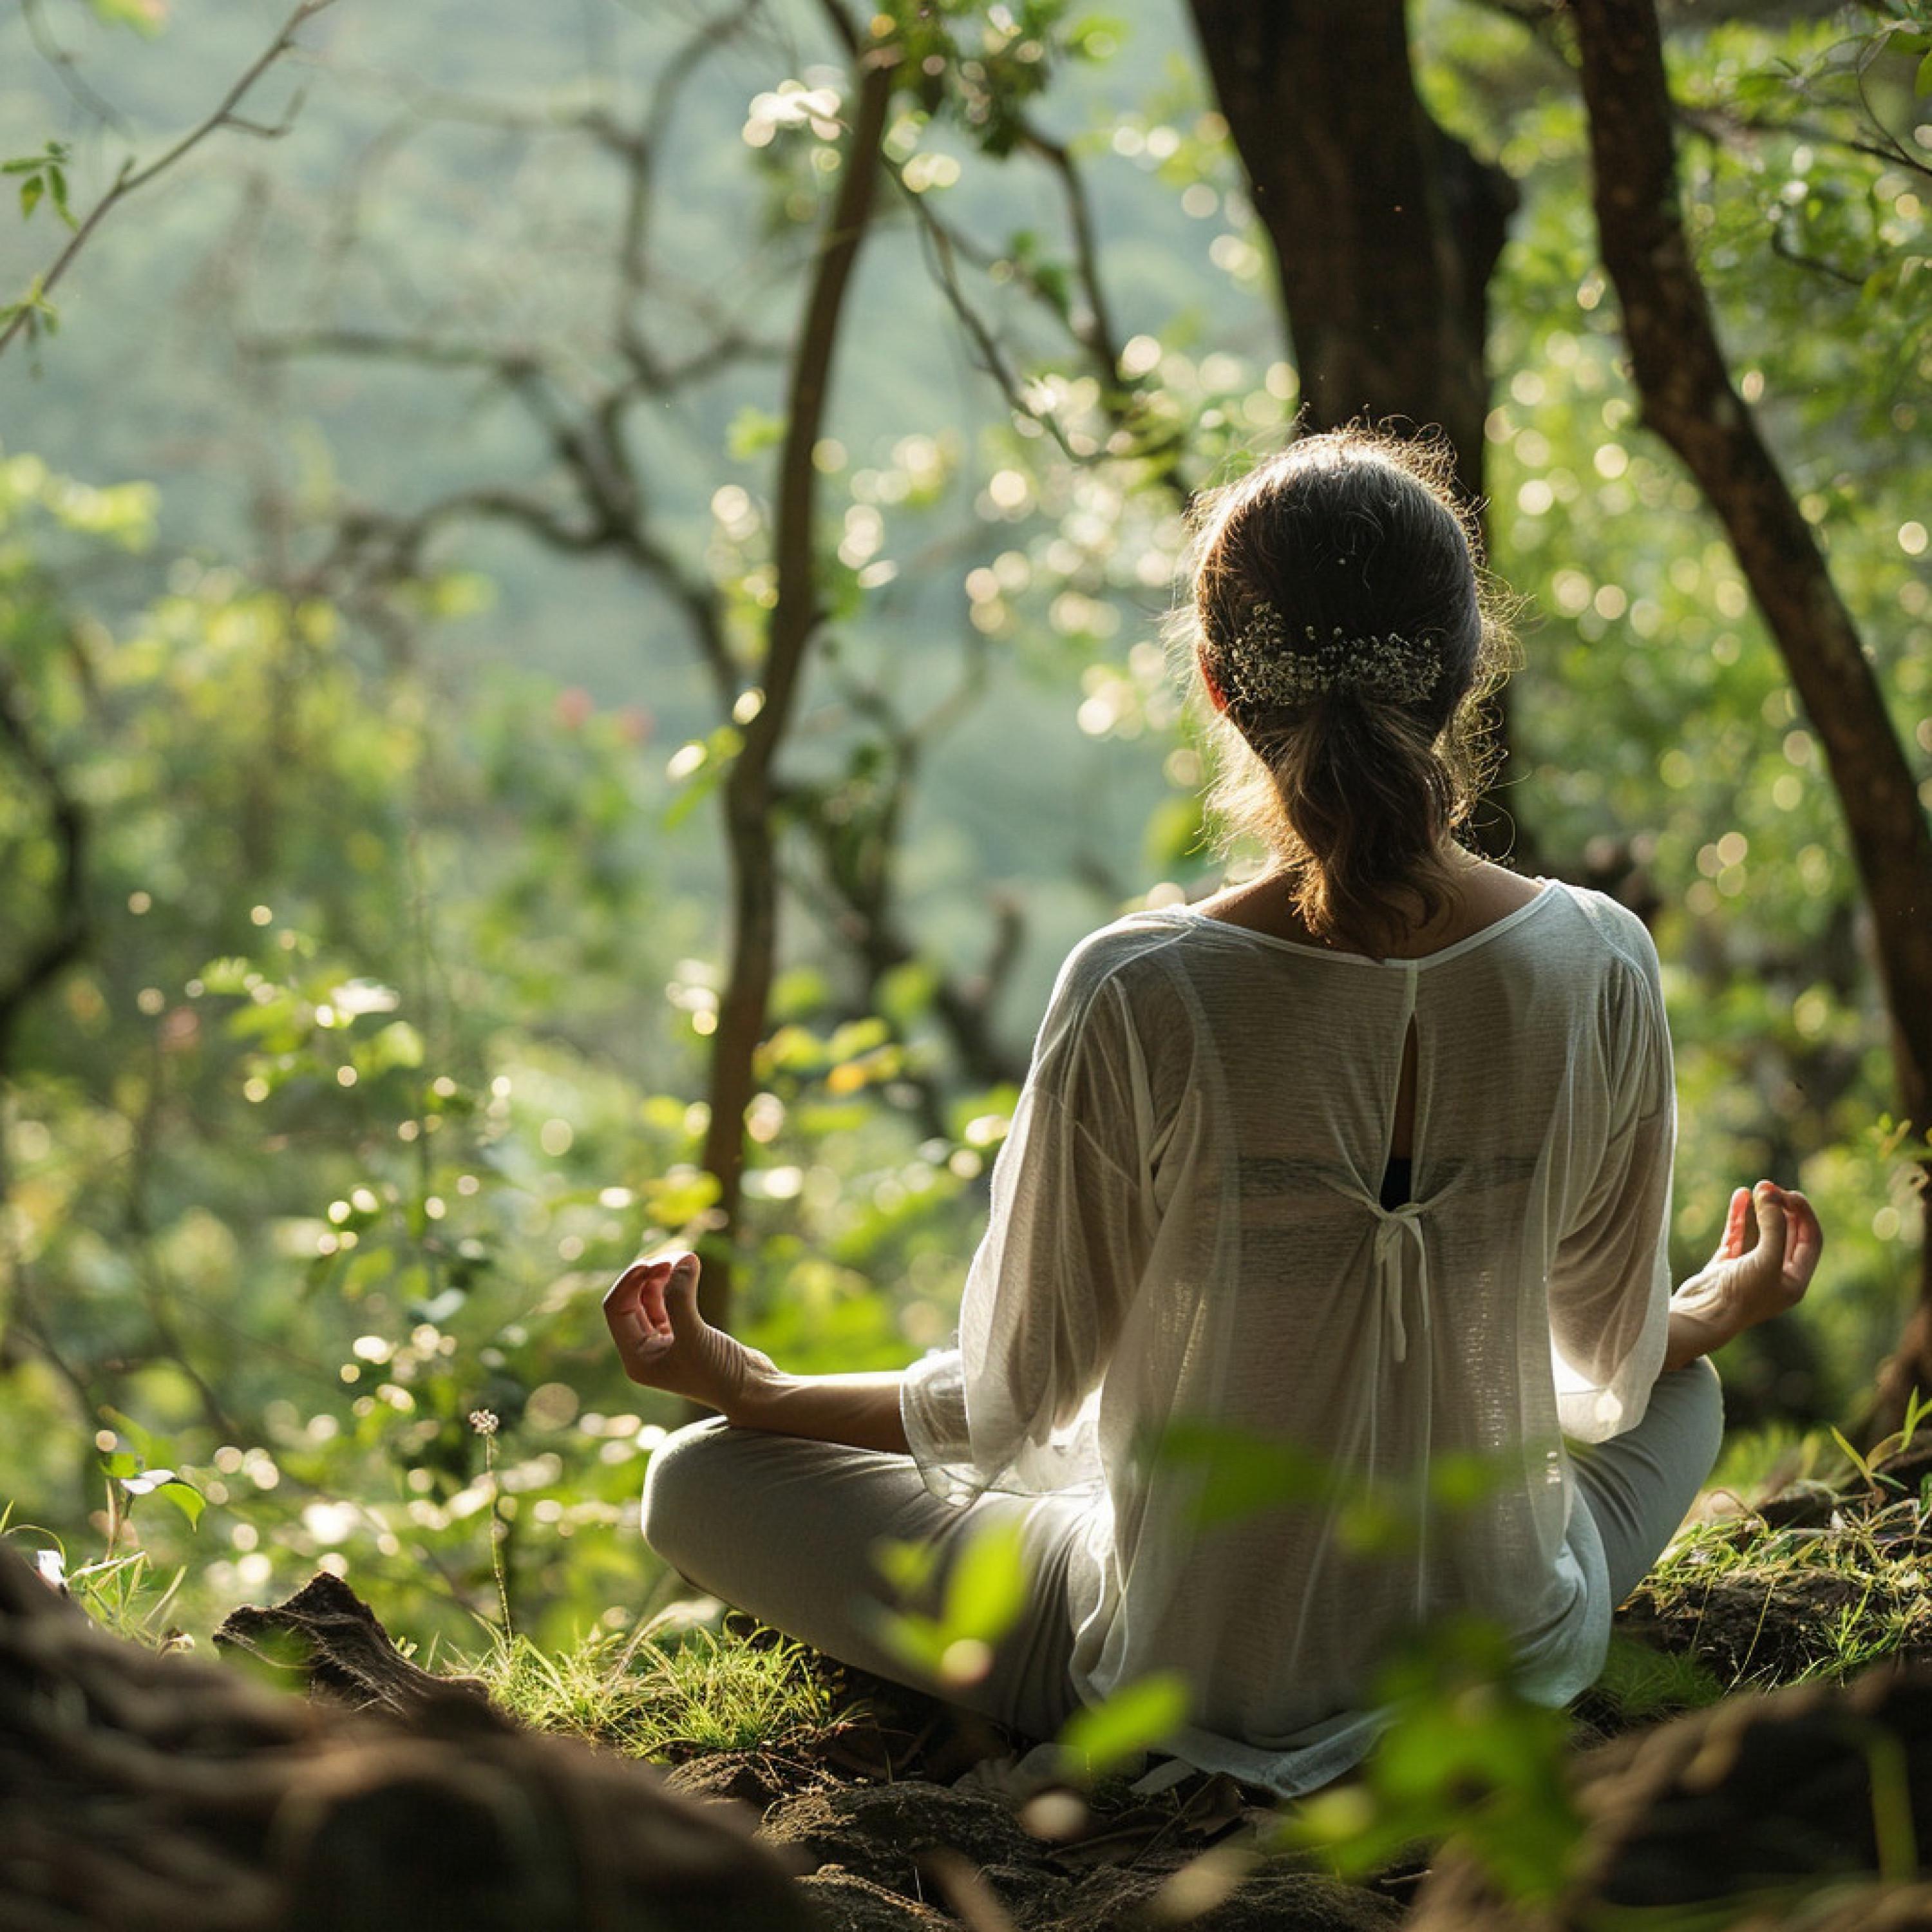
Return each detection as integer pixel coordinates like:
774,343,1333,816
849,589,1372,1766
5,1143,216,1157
1286,1620,1584,1903
4,142,75,228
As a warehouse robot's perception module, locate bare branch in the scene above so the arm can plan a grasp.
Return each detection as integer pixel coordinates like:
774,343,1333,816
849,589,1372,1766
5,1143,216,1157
253,327,545,376
1767,224,1868,289
813,0,864,59
898,180,1090,463
1,0,340,358
1676,99,1932,184
779,620,1029,1090
1015,125,1122,378
614,0,765,361
891,129,1196,501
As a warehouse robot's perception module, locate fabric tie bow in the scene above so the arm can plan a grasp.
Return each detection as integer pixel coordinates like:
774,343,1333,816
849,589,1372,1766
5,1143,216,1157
1373,1206,1431,1365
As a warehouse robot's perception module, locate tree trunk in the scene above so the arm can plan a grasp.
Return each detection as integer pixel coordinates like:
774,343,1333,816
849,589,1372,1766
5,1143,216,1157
1183,0,1515,500
696,43,896,1332
1183,0,1526,861
1570,0,1932,1433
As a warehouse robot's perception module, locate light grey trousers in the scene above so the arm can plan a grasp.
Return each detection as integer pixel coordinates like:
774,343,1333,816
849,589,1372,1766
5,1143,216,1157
639,1357,1724,1745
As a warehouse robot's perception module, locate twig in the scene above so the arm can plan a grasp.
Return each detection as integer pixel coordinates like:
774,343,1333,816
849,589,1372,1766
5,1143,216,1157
1677,100,1932,184
1,0,339,358
1016,124,1122,376
1768,225,1868,289
22,0,134,137
898,180,1086,462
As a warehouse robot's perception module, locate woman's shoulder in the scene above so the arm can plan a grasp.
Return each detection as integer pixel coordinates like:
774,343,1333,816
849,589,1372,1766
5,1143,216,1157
1535,878,1662,979
1051,905,1197,998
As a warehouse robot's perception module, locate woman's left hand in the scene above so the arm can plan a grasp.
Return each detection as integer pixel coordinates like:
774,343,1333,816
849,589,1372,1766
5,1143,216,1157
602,1250,773,1414
1672,1180,1822,1334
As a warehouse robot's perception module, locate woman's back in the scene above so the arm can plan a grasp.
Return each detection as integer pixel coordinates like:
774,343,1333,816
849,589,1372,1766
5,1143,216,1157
904,878,1674,1790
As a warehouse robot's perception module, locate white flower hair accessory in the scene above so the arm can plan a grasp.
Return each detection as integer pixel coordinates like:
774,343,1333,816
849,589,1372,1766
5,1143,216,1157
1216,602,1443,710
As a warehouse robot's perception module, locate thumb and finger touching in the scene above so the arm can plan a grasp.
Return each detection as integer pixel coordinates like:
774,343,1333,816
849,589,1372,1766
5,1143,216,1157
1682,1179,1820,1334
1711,1186,1752,1266
604,1253,703,1372
1745,1182,1788,1281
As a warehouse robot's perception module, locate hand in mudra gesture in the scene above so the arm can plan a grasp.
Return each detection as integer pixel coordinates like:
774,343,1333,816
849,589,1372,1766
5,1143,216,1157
603,1251,773,1415
1673,1180,1822,1341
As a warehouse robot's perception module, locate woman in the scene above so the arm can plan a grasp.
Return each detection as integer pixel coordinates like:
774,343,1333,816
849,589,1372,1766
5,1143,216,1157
607,428,1822,1796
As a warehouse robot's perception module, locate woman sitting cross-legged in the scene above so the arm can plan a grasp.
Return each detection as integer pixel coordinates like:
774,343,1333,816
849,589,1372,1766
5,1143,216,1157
605,426,1823,1797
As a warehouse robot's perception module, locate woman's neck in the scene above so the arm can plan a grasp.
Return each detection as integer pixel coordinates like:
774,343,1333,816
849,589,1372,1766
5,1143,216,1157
1193,851,1540,960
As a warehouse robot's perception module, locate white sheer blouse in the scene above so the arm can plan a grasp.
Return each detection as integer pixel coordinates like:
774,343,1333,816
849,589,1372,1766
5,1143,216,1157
900,881,1674,1796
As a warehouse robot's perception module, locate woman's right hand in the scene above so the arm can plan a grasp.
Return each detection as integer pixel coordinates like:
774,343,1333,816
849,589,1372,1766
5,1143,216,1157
602,1251,774,1416
1671,1180,1822,1343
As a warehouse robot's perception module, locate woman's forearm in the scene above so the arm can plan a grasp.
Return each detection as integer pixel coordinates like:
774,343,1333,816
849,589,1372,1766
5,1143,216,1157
724,1365,911,1454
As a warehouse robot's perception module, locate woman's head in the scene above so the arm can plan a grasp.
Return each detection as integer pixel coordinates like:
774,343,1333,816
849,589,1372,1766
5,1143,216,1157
1180,424,1513,945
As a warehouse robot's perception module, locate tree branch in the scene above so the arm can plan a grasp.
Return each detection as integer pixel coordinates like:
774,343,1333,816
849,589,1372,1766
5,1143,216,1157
797,641,1032,1092
1,0,339,358
1015,124,1123,380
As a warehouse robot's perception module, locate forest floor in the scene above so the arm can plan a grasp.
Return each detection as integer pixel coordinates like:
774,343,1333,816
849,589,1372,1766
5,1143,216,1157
37,1431,1932,1932
468,1434,1932,1931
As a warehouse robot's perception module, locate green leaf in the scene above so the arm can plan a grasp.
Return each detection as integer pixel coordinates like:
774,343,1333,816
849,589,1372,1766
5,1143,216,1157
725,407,784,460
100,1450,142,1480
871,1607,949,1676
100,1406,160,1461
870,1535,941,1598
1154,1417,1331,1526
19,176,43,222
361,1019,424,1073
1426,1449,1506,1511
1917,46,1932,94
1065,14,1126,61
199,956,257,996
1059,1670,1190,1777
939,1517,1027,1648
152,1480,204,1529
1832,1424,1875,1486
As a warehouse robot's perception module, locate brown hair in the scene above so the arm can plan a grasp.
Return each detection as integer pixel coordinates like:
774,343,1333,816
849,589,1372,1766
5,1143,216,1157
1177,424,1515,951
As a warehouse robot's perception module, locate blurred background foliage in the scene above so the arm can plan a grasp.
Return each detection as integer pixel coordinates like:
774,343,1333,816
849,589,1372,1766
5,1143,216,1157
0,0,1927,1660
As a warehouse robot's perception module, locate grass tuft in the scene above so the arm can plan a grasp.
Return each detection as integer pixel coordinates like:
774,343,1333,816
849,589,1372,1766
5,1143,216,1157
1622,1424,1932,1694
466,1621,844,1759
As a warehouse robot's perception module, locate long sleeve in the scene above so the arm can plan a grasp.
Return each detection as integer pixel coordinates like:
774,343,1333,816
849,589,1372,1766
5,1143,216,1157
1546,943,1675,1442
901,959,1157,1506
